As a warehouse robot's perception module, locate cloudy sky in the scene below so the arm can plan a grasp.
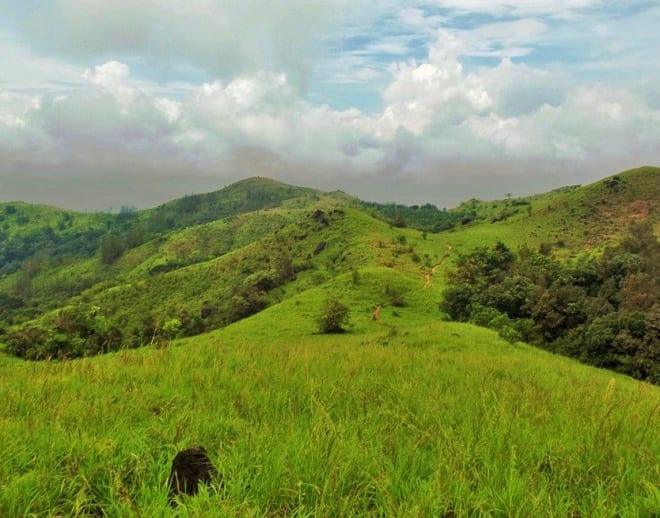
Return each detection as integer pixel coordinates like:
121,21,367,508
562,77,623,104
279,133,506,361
1,1,659,210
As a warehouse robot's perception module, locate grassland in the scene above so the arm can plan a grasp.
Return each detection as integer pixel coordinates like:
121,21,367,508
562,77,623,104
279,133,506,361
1,167,659,516
1,316,659,517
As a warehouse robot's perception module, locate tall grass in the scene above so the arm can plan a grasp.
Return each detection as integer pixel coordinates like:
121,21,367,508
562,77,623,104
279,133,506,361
1,321,658,516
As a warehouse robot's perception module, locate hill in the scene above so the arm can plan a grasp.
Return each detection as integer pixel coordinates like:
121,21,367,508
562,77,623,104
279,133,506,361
438,166,659,256
0,167,659,515
1,313,658,515
0,167,658,375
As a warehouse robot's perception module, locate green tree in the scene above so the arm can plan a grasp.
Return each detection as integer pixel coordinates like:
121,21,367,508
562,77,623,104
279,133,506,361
99,233,125,264
316,297,350,334
163,318,183,343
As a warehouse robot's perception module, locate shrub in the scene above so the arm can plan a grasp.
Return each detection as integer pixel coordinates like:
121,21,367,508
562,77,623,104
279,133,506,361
498,325,522,344
470,305,502,327
163,318,183,341
385,284,407,307
316,297,350,334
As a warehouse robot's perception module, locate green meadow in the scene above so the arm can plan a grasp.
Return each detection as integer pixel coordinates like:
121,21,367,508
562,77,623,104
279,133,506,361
2,318,659,516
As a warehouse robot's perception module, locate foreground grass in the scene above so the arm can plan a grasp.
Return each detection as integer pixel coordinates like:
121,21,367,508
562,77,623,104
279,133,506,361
1,320,658,517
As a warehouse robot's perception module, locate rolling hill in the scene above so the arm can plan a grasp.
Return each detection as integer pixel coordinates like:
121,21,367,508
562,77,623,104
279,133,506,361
0,166,659,515
0,167,658,365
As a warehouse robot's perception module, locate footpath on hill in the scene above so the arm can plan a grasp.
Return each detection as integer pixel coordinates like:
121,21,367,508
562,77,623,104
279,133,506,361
423,244,452,289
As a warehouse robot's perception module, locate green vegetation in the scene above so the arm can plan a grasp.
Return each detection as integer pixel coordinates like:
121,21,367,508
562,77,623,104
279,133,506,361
1,321,659,516
1,168,658,368
0,167,658,514
316,296,350,333
361,201,462,232
0,202,113,277
1,205,406,359
441,221,660,382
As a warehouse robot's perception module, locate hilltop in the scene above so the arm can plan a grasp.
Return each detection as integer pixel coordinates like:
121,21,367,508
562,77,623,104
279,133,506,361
443,166,659,254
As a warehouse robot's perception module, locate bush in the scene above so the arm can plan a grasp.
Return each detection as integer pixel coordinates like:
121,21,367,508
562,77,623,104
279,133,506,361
498,325,522,344
470,305,502,327
316,297,350,334
385,284,406,307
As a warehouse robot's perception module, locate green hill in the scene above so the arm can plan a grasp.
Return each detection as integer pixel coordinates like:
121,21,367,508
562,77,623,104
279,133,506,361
1,167,658,370
0,167,659,515
1,312,658,515
442,166,659,256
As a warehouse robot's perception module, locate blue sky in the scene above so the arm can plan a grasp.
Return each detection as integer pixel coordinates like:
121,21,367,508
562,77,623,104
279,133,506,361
1,0,659,209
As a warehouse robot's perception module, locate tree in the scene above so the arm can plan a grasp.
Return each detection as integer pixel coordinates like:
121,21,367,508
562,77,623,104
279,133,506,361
163,318,183,343
99,233,125,264
316,297,350,334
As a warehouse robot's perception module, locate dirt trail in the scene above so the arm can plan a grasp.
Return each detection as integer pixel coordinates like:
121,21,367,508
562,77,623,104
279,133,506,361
423,244,452,290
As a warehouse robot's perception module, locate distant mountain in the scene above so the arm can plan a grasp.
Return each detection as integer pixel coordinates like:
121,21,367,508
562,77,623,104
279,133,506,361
0,167,658,381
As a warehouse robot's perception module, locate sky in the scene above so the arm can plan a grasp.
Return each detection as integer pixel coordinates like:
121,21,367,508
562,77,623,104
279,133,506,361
1,1,659,210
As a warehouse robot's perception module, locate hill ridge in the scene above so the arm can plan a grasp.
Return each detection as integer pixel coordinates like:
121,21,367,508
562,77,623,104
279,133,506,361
0,166,658,378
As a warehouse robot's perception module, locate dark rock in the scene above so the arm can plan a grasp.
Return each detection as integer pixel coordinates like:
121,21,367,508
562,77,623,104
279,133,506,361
313,209,328,225
168,446,218,502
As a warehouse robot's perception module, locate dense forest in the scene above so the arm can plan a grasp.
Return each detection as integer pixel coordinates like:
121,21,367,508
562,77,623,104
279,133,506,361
441,221,660,383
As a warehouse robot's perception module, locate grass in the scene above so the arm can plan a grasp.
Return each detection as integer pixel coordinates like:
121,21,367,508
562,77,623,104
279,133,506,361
1,318,658,516
444,166,660,254
1,168,659,515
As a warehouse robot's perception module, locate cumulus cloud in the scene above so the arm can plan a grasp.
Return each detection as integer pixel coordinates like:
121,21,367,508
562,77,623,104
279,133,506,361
1,1,659,210
380,32,493,137
11,0,347,89
3,33,659,209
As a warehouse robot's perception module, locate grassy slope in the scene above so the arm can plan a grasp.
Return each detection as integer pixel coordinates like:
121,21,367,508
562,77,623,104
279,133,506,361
440,166,660,264
2,200,444,349
1,314,658,516
0,176,334,290
1,168,659,515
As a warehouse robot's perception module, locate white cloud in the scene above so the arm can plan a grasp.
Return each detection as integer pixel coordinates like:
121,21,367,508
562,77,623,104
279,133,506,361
2,43,660,207
11,0,348,89
82,61,135,109
380,32,492,135
0,90,40,129
1,1,659,209
0,89,50,160
479,58,569,116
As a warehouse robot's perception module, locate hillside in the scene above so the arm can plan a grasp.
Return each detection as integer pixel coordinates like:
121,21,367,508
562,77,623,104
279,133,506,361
1,314,659,515
441,166,659,256
0,167,658,375
0,178,355,325
0,176,342,278
0,167,659,515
